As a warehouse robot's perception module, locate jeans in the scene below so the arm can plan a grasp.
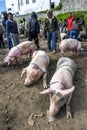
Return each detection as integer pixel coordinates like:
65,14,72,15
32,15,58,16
47,31,57,50
10,33,19,47
6,32,12,50
69,30,79,40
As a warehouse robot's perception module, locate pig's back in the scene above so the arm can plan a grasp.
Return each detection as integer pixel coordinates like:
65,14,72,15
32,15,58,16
57,57,77,72
33,50,49,66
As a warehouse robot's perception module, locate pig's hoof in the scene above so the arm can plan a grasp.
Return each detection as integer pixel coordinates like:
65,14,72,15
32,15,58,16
66,112,72,119
43,84,48,89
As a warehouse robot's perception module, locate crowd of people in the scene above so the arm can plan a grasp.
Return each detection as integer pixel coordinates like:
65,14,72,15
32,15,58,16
0,11,86,53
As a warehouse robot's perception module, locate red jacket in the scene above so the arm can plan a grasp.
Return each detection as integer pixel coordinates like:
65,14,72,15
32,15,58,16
67,16,74,31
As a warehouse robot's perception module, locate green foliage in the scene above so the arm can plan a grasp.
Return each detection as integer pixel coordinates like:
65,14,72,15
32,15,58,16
38,11,87,24
37,10,47,14
56,11,87,24
52,2,62,11
38,17,45,21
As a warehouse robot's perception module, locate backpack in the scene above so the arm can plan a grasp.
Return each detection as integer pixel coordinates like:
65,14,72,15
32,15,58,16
29,18,38,32
71,21,82,31
71,21,80,31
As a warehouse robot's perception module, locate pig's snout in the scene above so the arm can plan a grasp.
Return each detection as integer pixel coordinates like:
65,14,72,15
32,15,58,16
24,78,32,87
50,107,58,117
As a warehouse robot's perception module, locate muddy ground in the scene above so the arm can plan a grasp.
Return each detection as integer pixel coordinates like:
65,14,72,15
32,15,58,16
0,38,87,130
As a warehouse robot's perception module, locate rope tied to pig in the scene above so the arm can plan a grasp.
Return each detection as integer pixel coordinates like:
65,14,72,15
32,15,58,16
31,54,49,75
7,42,33,59
48,80,66,89
31,63,48,74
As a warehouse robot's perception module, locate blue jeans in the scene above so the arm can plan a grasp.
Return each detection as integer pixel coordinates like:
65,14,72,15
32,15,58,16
47,31,57,50
6,32,12,50
10,33,19,46
69,30,79,40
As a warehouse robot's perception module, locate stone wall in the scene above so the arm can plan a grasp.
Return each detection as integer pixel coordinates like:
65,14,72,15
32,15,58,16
38,0,87,18
60,0,87,13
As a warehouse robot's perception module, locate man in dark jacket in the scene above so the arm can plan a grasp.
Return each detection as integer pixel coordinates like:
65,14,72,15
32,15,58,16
27,12,40,49
2,12,12,50
6,13,19,47
44,10,58,53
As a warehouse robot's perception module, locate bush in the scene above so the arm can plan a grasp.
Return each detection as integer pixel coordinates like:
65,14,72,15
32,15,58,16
56,11,87,24
53,2,62,11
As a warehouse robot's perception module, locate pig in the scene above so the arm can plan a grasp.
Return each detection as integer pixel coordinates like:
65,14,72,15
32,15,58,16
59,38,82,56
40,57,77,121
21,50,50,88
4,41,37,65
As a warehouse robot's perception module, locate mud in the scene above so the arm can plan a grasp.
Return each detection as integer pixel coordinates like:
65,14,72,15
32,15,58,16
0,39,87,130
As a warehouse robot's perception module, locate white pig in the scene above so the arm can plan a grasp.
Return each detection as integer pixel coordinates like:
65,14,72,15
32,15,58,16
40,57,77,121
21,50,50,88
59,38,82,56
4,41,37,65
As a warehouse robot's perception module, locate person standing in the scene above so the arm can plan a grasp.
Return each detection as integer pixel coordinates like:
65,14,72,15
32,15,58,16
2,12,12,50
6,13,19,47
69,18,82,40
67,12,74,37
0,24,4,48
44,10,58,53
58,18,63,33
27,12,40,49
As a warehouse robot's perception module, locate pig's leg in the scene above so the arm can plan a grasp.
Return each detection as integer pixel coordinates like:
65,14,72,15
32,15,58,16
66,94,72,119
72,50,75,55
28,51,32,59
60,50,64,57
17,54,22,64
43,73,48,89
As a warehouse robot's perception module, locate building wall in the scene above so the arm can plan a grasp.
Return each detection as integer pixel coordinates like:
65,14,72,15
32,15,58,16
5,0,18,13
5,0,60,15
5,0,87,16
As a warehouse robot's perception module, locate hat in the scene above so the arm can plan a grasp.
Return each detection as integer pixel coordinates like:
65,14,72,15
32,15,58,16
31,12,37,19
47,10,52,14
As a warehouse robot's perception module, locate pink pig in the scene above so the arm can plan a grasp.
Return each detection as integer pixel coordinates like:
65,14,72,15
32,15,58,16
21,50,50,88
40,57,77,121
4,41,37,65
59,38,82,56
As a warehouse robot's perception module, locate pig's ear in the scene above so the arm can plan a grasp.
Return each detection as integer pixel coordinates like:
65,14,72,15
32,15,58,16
60,86,75,96
30,69,38,78
40,88,52,95
8,62,10,66
21,68,26,77
32,51,37,58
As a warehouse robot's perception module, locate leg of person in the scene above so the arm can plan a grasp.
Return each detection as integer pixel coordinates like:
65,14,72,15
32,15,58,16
28,32,33,41
47,32,51,51
69,30,74,39
0,34,4,48
74,31,79,40
35,38,39,49
10,33,15,47
13,33,19,46
32,32,40,49
67,30,70,38
6,32,12,50
52,31,57,52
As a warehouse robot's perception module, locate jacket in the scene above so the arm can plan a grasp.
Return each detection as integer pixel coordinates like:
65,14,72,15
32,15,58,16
44,16,58,32
67,16,74,31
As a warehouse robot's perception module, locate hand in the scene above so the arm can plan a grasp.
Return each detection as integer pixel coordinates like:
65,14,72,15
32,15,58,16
37,33,41,37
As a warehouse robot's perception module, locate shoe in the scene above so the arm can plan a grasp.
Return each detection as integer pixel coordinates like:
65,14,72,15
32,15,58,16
53,50,56,53
48,49,51,52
